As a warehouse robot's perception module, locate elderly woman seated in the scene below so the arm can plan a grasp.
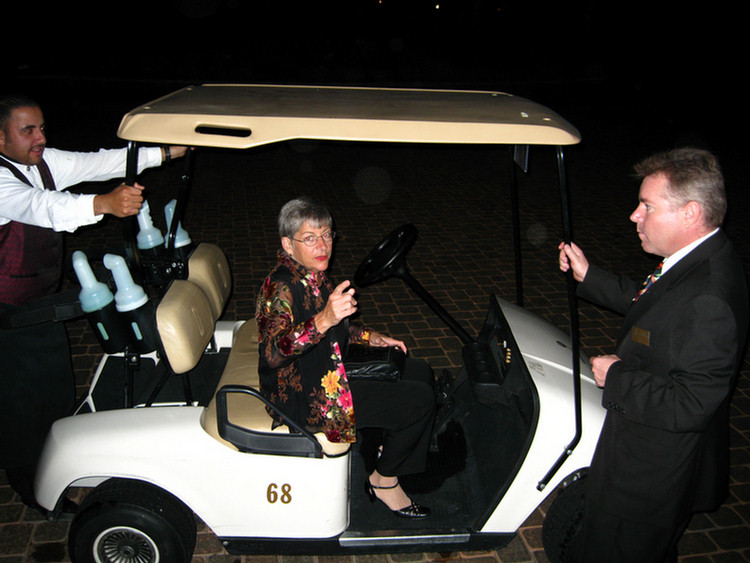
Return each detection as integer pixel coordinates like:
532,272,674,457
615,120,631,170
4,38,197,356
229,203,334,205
256,197,435,518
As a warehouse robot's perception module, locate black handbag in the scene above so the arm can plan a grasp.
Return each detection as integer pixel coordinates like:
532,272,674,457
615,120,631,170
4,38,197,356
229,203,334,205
344,343,406,382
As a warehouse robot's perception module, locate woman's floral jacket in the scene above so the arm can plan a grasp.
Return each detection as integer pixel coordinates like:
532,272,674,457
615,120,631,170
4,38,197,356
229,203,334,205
255,250,369,443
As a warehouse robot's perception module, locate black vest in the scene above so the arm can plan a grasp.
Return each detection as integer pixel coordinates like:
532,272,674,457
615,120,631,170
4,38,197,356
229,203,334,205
0,157,63,305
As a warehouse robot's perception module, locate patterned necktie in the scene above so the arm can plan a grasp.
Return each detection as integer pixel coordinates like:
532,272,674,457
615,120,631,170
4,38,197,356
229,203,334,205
634,261,664,301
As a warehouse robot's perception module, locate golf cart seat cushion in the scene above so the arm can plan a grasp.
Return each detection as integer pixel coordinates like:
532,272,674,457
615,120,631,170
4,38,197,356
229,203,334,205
201,320,350,457
156,280,216,374
187,242,232,319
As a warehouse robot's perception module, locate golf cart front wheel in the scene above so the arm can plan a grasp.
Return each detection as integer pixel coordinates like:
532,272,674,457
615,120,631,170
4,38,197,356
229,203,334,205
542,475,587,563
69,478,196,563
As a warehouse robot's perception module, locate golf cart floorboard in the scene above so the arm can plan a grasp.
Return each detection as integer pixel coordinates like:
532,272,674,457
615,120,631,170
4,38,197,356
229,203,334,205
218,380,524,556
347,375,531,535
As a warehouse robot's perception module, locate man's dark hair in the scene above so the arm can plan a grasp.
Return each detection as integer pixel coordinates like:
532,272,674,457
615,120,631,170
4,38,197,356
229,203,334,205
0,94,41,134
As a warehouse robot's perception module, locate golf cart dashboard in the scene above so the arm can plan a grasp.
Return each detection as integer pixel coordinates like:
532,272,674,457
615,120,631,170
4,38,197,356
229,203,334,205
462,296,532,413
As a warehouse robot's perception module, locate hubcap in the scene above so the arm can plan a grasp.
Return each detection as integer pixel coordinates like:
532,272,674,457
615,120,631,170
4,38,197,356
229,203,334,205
93,526,159,563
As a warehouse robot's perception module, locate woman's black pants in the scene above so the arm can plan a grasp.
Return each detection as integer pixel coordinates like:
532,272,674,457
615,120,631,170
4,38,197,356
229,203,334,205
348,357,435,477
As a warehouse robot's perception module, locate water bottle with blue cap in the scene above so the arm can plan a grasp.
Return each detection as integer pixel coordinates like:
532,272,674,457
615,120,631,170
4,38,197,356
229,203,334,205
104,254,157,353
136,200,164,255
72,251,129,354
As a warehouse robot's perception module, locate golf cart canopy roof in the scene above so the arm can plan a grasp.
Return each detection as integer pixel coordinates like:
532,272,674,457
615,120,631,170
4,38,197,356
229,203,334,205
117,84,581,149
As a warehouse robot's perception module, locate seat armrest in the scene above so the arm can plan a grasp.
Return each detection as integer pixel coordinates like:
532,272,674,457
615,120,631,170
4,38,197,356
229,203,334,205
215,385,323,458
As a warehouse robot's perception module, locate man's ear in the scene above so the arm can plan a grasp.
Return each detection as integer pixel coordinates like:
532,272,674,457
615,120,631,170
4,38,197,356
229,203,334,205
682,201,703,228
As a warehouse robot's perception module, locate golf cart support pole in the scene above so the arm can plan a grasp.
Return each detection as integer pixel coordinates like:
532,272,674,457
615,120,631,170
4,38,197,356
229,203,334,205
537,146,583,491
508,147,523,306
123,141,140,271
165,148,194,251
120,141,142,409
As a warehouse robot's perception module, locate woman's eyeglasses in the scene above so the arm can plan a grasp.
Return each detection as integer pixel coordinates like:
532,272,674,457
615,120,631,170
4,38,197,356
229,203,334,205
293,231,336,246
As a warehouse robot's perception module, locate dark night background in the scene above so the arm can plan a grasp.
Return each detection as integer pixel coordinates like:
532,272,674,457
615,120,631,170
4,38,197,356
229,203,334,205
2,3,749,560
4,0,742,209
0,0,744,240
0,0,741,248
3,0,742,141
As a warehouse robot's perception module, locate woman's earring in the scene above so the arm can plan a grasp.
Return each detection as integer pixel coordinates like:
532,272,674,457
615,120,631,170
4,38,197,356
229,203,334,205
282,237,294,258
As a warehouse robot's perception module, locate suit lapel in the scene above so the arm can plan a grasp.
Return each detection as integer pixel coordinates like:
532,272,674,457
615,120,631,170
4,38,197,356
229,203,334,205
617,231,728,345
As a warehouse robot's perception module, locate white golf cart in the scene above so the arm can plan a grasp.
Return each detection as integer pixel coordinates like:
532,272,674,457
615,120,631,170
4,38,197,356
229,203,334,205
33,85,605,563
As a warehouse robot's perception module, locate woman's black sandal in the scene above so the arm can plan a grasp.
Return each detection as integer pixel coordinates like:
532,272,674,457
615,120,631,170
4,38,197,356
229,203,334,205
365,479,431,518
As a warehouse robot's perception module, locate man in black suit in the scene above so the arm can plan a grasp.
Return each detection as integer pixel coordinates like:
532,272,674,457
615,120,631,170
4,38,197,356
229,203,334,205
558,147,748,563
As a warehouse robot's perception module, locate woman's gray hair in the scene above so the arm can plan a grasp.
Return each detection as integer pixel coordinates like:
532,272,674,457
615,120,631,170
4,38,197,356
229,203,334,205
278,197,332,240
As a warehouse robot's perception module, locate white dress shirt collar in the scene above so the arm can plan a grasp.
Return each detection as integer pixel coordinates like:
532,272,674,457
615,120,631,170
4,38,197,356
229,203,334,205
661,228,719,275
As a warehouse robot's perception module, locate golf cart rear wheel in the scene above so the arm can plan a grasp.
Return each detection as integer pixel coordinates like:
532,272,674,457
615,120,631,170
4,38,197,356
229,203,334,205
69,478,196,563
542,475,587,563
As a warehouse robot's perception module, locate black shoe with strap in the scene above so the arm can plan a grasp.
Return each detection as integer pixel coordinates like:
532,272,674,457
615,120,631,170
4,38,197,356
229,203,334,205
365,479,431,519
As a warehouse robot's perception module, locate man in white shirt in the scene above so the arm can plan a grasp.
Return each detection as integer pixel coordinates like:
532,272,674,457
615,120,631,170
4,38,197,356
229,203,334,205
0,93,187,513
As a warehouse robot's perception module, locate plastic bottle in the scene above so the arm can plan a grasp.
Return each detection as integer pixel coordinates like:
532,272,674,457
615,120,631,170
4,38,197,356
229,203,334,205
136,200,164,254
72,251,129,354
103,254,158,353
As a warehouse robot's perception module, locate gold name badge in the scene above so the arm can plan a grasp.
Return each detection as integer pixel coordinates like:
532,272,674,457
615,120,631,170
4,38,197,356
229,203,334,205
631,327,651,346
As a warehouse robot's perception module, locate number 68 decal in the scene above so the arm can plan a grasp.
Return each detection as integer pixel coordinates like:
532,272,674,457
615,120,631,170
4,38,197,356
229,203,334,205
266,483,292,504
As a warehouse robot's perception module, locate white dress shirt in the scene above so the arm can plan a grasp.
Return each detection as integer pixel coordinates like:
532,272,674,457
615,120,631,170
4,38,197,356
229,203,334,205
0,146,162,232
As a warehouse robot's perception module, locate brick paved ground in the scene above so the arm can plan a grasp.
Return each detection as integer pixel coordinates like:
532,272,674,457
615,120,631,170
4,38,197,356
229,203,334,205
1,82,748,562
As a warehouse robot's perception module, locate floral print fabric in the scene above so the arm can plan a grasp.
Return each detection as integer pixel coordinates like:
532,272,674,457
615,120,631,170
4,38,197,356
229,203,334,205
256,250,368,443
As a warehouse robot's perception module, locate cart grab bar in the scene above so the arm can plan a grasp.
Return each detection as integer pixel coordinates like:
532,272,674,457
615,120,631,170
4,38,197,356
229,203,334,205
215,384,323,458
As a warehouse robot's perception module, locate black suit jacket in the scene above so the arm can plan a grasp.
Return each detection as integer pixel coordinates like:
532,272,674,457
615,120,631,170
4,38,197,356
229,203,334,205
578,230,748,527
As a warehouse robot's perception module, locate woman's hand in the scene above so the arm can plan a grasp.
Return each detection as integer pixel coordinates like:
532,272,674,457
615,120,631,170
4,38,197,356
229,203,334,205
315,280,357,334
369,331,407,354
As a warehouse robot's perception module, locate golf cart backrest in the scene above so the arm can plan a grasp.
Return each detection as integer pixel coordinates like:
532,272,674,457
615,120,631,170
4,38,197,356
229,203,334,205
144,242,231,406
154,242,231,370
186,242,232,319
156,280,216,375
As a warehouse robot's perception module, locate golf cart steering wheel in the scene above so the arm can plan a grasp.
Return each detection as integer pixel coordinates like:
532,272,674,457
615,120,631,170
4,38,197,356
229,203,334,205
354,224,417,287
